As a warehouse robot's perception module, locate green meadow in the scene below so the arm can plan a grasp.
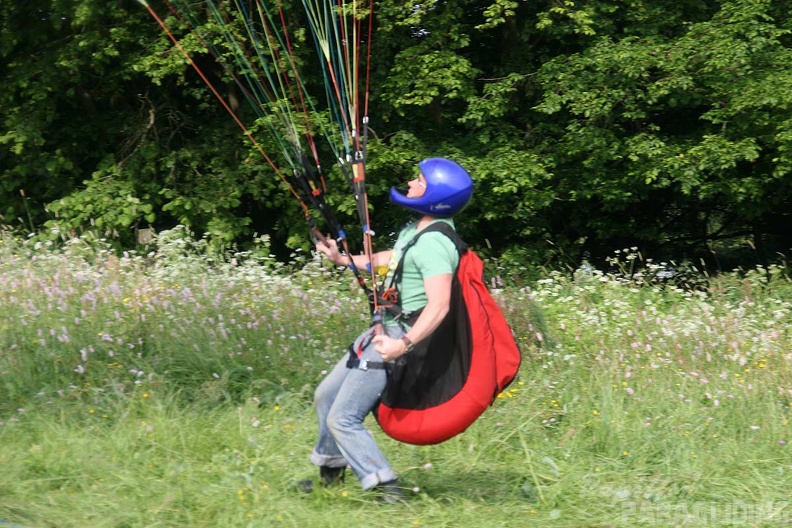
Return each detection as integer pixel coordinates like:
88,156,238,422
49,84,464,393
1,228,791,527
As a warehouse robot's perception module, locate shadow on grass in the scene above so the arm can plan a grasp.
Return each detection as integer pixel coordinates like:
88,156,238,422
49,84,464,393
404,467,536,503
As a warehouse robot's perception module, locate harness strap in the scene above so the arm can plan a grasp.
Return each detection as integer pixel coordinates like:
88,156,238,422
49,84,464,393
378,221,463,325
345,348,391,371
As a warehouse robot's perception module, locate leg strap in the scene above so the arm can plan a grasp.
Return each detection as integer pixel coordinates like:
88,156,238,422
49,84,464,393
346,347,391,371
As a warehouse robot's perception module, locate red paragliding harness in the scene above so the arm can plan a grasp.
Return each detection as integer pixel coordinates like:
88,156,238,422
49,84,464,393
346,222,522,445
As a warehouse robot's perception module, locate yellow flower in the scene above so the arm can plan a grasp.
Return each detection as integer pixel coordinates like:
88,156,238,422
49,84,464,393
592,409,599,415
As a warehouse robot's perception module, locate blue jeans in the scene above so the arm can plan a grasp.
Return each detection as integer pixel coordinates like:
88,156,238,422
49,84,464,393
309,325,405,490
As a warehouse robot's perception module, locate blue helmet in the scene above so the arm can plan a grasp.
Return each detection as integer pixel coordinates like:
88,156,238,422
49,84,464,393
389,157,473,217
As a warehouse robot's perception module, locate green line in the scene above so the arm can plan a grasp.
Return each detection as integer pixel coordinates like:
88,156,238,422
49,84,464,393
154,0,369,172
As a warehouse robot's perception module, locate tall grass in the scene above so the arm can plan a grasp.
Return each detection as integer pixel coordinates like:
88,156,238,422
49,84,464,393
1,229,790,527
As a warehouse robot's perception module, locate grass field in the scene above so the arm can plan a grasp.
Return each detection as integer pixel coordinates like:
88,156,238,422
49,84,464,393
1,229,791,527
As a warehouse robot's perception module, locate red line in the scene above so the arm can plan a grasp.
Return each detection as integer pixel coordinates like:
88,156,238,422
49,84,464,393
353,5,361,141
364,0,374,118
141,2,308,211
273,0,322,166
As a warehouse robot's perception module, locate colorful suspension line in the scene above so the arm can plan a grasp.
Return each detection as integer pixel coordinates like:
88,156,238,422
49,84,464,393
138,0,382,321
300,0,381,324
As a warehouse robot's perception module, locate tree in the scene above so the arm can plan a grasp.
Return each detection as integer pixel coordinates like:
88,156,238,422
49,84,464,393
532,0,792,266
1,1,293,248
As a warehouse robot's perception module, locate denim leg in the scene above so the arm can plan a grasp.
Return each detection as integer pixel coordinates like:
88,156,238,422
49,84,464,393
309,326,405,490
309,348,353,469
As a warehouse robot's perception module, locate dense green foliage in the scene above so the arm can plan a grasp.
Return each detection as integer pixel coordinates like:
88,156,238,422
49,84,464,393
2,0,791,268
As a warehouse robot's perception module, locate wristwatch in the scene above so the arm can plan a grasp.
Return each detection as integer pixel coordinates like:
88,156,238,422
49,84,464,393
400,335,415,353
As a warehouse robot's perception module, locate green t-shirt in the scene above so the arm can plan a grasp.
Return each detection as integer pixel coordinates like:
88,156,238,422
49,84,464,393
382,218,459,321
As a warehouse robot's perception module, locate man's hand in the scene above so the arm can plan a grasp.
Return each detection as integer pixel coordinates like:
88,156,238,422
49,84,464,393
315,238,344,266
372,334,408,362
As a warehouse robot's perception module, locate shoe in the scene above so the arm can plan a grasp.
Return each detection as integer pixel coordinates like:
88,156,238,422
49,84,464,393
374,479,407,504
297,466,345,493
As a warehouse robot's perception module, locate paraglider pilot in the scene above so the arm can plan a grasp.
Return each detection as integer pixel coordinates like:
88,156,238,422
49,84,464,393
302,157,474,502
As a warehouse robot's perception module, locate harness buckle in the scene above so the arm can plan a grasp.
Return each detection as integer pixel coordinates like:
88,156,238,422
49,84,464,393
358,359,369,371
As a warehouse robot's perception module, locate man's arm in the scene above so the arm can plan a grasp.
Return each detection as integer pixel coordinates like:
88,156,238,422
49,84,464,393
315,239,393,270
372,272,452,361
